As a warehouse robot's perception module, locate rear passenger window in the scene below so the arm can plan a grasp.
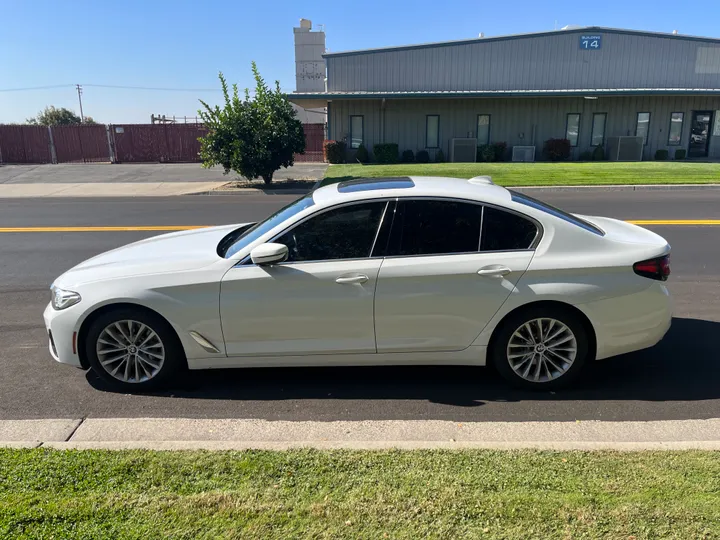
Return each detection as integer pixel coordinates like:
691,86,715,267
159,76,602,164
480,207,537,251
388,200,483,256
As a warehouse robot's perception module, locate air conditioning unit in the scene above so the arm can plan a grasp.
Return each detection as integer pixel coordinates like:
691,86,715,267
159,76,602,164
606,136,644,161
450,138,477,162
512,146,536,162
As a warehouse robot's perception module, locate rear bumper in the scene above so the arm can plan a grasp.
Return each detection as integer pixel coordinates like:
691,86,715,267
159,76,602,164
43,303,84,368
577,282,672,360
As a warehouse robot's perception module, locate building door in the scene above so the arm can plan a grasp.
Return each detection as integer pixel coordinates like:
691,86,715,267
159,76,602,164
688,111,713,158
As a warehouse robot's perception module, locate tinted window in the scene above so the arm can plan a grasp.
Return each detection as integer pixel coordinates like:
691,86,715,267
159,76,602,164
481,207,538,251
276,202,386,262
222,194,315,258
510,191,604,236
388,200,483,256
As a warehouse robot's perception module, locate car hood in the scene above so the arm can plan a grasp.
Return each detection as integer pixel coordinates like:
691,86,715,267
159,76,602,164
54,223,247,287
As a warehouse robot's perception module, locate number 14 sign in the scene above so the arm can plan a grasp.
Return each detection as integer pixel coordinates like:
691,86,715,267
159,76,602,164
580,35,602,50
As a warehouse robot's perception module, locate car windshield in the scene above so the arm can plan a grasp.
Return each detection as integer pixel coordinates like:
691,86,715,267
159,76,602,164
220,194,315,258
510,190,605,236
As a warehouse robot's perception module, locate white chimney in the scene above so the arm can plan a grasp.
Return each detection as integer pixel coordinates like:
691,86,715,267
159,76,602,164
294,19,326,93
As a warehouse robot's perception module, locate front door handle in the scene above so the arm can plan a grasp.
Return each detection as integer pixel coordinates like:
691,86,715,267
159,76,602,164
335,273,369,284
477,265,512,277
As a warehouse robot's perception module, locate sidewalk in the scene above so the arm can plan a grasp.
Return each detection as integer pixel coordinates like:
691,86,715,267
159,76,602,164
0,163,328,197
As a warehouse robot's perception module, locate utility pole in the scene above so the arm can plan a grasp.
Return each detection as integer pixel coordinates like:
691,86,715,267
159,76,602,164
76,84,84,122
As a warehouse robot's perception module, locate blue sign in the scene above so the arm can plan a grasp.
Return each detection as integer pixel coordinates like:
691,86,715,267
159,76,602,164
580,35,602,50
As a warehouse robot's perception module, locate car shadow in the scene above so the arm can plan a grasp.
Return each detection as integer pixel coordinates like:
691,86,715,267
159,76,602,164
86,317,720,406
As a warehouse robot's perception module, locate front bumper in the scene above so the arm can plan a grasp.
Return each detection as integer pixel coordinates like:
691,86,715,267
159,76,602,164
43,302,84,368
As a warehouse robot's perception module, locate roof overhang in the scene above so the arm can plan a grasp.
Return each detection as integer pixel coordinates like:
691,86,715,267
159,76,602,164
289,88,720,100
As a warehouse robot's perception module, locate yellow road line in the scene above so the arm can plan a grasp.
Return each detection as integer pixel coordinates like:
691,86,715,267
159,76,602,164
0,226,209,233
0,220,719,233
627,220,720,225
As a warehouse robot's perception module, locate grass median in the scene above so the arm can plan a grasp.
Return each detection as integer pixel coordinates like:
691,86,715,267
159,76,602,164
322,162,720,187
2,448,719,539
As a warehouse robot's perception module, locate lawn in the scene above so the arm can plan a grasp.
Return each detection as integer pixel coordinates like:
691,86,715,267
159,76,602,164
2,448,719,539
322,161,720,187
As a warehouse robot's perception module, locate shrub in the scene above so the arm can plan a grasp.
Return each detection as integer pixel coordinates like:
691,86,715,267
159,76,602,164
655,149,669,160
492,141,507,161
434,149,445,163
675,148,687,160
416,150,430,163
354,143,369,163
542,138,571,161
373,143,399,164
324,140,347,164
401,149,415,163
477,145,495,162
198,65,305,184
592,145,605,161
579,150,593,161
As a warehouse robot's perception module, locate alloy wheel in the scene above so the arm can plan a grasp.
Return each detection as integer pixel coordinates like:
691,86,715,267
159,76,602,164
506,317,577,383
95,319,165,383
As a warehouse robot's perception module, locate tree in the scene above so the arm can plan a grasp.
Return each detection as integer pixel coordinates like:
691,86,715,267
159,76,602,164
198,63,306,184
26,106,88,126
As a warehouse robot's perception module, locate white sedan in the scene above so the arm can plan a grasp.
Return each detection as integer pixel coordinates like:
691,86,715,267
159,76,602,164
44,176,672,391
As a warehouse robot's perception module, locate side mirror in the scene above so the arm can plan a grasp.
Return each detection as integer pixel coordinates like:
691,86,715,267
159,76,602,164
250,243,289,266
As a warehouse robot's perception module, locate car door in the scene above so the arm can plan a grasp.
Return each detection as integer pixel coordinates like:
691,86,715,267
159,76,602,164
220,200,390,357
374,199,538,353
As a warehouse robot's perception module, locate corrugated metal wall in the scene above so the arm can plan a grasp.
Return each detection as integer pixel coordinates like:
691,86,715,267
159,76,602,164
329,96,720,160
327,31,720,92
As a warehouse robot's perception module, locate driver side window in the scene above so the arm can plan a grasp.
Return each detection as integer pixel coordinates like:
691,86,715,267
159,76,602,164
275,202,387,262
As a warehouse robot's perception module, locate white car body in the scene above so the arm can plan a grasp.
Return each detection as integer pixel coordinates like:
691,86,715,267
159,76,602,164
45,176,672,380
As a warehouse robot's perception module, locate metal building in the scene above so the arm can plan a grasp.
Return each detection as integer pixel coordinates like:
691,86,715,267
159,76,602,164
290,26,720,161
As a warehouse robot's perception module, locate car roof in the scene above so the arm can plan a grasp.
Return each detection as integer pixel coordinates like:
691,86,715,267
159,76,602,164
312,176,513,207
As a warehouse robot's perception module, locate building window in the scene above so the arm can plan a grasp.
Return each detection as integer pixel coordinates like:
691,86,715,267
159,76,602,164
635,112,651,145
668,112,684,146
350,115,363,149
565,113,581,147
477,114,490,146
426,115,439,148
591,113,606,146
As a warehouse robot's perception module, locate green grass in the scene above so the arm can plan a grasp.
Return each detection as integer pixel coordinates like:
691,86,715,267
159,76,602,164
2,448,720,539
322,162,720,187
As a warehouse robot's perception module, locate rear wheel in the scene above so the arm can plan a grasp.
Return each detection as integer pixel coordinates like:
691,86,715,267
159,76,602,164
491,305,591,390
85,308,185,391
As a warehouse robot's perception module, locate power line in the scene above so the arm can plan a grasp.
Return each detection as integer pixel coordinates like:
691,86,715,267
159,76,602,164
0,84,75,92
83,83,223,92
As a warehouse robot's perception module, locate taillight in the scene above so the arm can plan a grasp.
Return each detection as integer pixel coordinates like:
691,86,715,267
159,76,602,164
633,255,670,281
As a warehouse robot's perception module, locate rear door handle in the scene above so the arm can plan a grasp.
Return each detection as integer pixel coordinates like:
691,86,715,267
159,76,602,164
477,265,512,277
335,273,369,284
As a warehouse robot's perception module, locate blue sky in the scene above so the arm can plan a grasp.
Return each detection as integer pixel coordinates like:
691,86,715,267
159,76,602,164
1,0,718,124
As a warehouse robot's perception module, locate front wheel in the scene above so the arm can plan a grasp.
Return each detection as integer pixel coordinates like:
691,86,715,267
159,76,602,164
85,308,185,391
490,306,592,390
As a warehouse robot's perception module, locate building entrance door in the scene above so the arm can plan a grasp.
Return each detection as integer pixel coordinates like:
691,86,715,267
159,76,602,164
688,111,713,158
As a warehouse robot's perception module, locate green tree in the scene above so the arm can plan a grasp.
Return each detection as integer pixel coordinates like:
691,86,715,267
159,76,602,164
198,63,306,184
27,106,85,126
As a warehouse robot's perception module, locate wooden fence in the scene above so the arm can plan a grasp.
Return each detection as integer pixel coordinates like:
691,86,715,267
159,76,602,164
0,123,326,164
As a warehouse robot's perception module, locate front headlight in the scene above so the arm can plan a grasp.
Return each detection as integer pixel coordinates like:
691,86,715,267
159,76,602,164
51,286,81,310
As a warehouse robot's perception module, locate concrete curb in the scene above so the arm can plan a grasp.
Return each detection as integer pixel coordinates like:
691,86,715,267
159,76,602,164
186,183,720,196
4,417,720,451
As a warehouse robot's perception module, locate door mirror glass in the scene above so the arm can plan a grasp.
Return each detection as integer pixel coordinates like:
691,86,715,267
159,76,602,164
250,243,289,265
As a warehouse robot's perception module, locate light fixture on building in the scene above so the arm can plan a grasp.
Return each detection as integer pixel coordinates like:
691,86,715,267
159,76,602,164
584,96,599,100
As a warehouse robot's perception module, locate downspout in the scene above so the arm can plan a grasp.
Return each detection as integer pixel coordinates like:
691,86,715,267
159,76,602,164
381,98,386,143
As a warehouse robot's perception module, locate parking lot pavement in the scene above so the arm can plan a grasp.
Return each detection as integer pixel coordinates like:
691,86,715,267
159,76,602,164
0,191,719,423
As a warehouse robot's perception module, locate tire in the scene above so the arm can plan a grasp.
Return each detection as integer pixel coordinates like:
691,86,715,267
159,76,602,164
85,307,186,392
490,305,592,390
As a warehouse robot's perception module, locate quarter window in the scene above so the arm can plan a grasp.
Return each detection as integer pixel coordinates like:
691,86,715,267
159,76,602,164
275,202,386,262
426,115,439,148
387,200,483,256
350,115,363,149
635,112,651,145
480,207,538,251
591,113,606,146
477,114,490,146
668,112,684,145
565,113,581,147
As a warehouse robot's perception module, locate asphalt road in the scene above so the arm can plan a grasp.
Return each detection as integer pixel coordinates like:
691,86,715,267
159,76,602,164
1,190,719,422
